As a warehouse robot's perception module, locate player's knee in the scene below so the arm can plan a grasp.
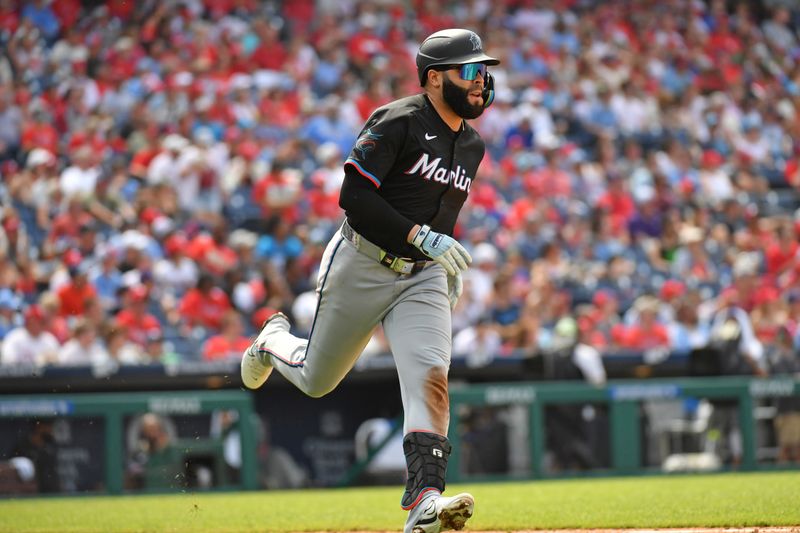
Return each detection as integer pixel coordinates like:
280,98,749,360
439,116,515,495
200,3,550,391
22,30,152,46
304,382,335,399
422,365,450,435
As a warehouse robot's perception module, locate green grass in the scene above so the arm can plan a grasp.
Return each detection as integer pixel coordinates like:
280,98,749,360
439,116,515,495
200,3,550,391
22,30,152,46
0,472,798,532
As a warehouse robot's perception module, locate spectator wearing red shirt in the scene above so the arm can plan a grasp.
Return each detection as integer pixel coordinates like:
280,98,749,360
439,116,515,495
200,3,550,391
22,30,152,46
765,222,798,278
307,143,344,222
258,86,301,129
596,175,635,236
115,285,161,347
249,18,286,71
524,148,573,200
105,36,142,83
589,290,621,348
107,0,136,21
750,286,784,346
282,0,314,33
718,252,763,314
178,273,232,333
0,0,18,36
354,79,391,122
57,262,97,317
20,107,58,155
619,295,670,351
659,279,686,321
186,222,238,277
251,161,302,224
415,0,456,35
202,310,251,361
50,0,80,32
346,16,386,74
38,291,70,344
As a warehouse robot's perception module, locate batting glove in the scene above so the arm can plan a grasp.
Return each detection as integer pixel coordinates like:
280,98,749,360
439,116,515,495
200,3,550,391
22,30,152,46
411,225,472,276
447,272,463,310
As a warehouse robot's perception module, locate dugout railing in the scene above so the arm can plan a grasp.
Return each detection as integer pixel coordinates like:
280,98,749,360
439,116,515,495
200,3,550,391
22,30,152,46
339,375,800,485
444,376,800,482
0,390,258,494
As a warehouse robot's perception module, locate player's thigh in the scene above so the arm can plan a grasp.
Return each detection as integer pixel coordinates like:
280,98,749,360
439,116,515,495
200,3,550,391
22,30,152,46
383,268,452,383
383,268,451,433
383,267,451,365
305,236,397,363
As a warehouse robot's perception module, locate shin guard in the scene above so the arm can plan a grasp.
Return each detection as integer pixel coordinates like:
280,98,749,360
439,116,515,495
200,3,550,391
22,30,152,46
400,432,451,510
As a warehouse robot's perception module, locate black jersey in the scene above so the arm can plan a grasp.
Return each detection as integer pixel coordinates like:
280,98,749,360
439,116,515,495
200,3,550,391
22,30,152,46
343,94,485,259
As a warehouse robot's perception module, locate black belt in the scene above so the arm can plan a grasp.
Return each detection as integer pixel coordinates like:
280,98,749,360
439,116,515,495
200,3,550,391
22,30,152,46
341,221,428,276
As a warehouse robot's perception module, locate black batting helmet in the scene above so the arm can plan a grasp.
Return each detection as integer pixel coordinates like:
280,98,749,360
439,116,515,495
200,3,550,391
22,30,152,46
416,28,500,87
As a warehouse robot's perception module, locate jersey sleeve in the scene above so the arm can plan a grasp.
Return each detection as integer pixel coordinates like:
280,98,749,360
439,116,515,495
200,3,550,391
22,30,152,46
344,108,407,188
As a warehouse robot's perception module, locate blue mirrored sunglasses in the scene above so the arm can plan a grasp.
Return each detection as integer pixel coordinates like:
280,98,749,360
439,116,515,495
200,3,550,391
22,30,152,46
456,63,487,81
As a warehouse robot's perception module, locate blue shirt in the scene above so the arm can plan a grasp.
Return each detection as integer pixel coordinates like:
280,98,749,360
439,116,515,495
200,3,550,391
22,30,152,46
21,3,60,40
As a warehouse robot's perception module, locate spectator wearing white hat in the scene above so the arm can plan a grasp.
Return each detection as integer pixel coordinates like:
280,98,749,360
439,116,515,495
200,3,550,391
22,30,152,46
6,148,60,224
146,134,188,186
464,242,499,315
153,233,198,299
453,314,502,369
58,319,110,367
1,305,59,367
58,144,100,200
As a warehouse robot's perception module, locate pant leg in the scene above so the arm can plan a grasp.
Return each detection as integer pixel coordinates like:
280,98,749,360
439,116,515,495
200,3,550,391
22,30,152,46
266,233,397,397
382,265,452,435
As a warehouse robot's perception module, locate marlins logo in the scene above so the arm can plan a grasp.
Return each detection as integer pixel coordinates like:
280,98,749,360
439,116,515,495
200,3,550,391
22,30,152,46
469,32,481,51
354,128,382,159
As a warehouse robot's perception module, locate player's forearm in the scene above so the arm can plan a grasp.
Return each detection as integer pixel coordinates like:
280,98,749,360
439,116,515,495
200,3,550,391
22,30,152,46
339,170,416,241
407,224,421,243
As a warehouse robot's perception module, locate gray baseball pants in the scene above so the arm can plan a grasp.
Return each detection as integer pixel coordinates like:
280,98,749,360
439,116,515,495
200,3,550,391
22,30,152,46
259,226,453,435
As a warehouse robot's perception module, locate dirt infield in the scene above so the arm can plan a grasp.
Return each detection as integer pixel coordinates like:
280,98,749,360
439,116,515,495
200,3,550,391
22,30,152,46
320,529,800,533
472,529,800,533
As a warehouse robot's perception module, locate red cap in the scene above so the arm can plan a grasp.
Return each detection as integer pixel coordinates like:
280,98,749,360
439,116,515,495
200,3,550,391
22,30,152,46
128,285,148,302
63,248,83,267
237,140,259,160
660,280,686,300
593,290,616,307
164,234,187,255
139,207,161,225
24,305,45,322
754,286,779,307
577,315,595,332
224,126,241,142
702,150,724,168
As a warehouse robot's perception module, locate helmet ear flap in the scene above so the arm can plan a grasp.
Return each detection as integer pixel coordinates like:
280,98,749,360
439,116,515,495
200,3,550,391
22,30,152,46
482,71,495,108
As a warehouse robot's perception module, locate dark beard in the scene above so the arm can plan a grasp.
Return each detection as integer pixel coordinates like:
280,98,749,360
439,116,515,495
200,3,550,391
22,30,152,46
442,76,484,119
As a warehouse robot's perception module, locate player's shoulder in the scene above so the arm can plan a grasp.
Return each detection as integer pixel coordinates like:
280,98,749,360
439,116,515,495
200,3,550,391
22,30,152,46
369,94,425,121
460,120,485,149
461,120,482,140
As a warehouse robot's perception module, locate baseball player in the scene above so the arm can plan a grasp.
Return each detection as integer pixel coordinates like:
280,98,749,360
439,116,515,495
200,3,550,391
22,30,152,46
241,28,499,533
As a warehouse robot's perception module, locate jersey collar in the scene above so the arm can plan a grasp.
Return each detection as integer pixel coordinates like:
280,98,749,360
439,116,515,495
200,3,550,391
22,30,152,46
422,94,464,138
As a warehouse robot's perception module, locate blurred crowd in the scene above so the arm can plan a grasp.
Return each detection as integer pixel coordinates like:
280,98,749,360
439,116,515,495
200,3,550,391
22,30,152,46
1,0,800,379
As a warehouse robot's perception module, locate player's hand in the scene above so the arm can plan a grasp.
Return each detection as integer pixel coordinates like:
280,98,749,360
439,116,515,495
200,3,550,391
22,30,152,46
447,273,463,310
411,225,472,276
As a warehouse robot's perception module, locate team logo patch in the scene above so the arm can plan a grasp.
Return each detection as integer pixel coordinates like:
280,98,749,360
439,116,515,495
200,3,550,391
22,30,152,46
469,32,481,51
354,128,382,159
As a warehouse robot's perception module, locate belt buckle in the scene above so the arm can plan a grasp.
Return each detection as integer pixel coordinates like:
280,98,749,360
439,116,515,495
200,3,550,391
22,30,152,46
396,260,414,275
381,252,415,275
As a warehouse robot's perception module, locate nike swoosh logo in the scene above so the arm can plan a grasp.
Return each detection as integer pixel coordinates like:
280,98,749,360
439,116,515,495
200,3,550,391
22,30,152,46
425,133,437,140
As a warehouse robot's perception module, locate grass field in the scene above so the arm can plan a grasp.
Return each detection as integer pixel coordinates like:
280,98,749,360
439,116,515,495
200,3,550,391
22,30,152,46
0,471,798,532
